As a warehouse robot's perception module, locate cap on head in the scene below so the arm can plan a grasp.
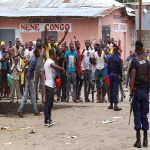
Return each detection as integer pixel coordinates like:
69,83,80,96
1,41,5,45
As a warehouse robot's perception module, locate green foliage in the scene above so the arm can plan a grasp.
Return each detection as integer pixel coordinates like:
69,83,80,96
116,0,139,3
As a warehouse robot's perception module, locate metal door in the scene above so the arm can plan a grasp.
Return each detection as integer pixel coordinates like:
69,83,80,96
102,26,110,43
41,31,58,44
0,29,15,47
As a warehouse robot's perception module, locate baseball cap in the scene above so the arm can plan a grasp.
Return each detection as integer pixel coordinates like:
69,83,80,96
9,40,12,42
55,78,61,88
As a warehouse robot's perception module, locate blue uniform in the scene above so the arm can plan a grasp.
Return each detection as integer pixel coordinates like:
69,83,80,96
131,53,150,131
108,53,122,103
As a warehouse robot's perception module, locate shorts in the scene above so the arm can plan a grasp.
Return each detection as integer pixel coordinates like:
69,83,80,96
95,69,106,89
2,70,7,81
105,77,110,87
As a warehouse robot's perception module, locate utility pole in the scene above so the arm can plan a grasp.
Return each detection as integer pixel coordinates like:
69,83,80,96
139,0,142,40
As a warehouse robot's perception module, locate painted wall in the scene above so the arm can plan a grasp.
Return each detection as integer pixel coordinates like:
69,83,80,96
98,9,135,61
0,9,134,61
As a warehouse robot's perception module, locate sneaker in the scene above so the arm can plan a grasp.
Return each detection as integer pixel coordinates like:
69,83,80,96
50,119,53,126
124,88,128,91
45,120,51,127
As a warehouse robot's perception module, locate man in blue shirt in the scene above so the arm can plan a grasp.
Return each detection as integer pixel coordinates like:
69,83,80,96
124,50,133,91
17,48,40,118
130,40,150,148
107,44,122,111
63,42,81,103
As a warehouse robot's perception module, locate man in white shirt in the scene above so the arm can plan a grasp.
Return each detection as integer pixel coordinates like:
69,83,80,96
44,48,65,127
81,40,93,102
92,45,107,103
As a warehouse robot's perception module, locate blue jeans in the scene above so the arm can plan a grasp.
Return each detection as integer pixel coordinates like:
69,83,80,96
83,70,93,100
44,86,54,122
126,71,130,88
18,78,38,113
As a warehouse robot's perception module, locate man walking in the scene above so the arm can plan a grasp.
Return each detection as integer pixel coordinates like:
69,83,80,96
17,48,41,118
130,40,150,148
107,44,122,111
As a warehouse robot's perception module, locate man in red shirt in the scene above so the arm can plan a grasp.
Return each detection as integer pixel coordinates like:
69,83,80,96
75,40,83,101
118,40,122,57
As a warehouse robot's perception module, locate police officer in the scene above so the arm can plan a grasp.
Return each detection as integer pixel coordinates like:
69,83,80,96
130,40,150,148
107,44,122,111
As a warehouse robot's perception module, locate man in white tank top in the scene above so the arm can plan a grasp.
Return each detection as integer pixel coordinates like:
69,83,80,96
93,46,107,103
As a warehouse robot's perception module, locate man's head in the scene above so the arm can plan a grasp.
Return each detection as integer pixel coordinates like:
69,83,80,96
61,44,66,52
113,43,119,53
100,39,102,43
34,48,40,58
9,40,12,46
111,38,114,44
69,42,74,50
25,42,28,48
50,37,55,46
8,48,12,55
85,40,90,49
36,38,42,47
63,41,67,46
75,41,80,50
16,38,20,47
28,40,33,49
14,58,18,65
129,50,133,57
48,39,51,44
104,48,109,55
118,40,121,45
135,40,143,53
49,48,56,60
1,44,5,51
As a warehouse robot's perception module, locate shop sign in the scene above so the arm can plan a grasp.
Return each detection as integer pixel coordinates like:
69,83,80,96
20,23,72,32
113,22,127,32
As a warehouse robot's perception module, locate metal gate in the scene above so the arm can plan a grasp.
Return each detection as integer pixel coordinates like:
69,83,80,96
0,29,15,47
102,26,110,43
41,31,57,44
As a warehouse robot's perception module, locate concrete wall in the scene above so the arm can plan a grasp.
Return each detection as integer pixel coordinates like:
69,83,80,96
137,30,150,50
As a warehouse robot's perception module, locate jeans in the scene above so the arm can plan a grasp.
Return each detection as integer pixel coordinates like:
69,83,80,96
44,86,54,122
126,71,130,88
18,78,38,113
67,71,76,101
83,70,93,100
57,70,66,99
76,76,83,92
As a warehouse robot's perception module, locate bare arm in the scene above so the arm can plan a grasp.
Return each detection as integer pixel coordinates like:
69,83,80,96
76,59,82,73
62,58,67,70
58,30,68,46
44,26,48,47
51,63,65,75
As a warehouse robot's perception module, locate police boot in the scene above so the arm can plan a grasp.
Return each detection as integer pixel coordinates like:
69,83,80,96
134,130,141,148
108,103,113,109
114,103,122,111
143,130,148,147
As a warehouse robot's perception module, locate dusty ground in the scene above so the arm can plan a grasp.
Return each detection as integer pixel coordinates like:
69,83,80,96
0,86,150,150
0,101,150,150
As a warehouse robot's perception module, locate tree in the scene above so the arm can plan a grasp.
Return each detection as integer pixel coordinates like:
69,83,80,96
116,0,139,3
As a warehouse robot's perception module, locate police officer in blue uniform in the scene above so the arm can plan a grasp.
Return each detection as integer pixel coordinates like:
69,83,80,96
130,40,150,148
107,44,122,111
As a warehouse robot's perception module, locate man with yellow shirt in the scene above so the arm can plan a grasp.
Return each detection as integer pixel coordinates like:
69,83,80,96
44,26,68,59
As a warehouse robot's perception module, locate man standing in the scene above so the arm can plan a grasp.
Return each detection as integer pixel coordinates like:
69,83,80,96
7,40,12,51
107,44,122,111
130,40,150,148
63,42,81,103
124,50,133,91
34,38,46,104
44,49,65,127
56,44,67,102
17,49,41,118
44,26,68,58
82,40,93,102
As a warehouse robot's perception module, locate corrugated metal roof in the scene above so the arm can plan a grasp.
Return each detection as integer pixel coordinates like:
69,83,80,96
0,0,135,17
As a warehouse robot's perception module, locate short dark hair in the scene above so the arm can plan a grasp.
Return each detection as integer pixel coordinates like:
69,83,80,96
136,40,143,51
50,37,55,40
36,38,41,43
75,41,80,46
69,41,74,46
49,49,55,56
35,48,39,56
16,38,19,41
